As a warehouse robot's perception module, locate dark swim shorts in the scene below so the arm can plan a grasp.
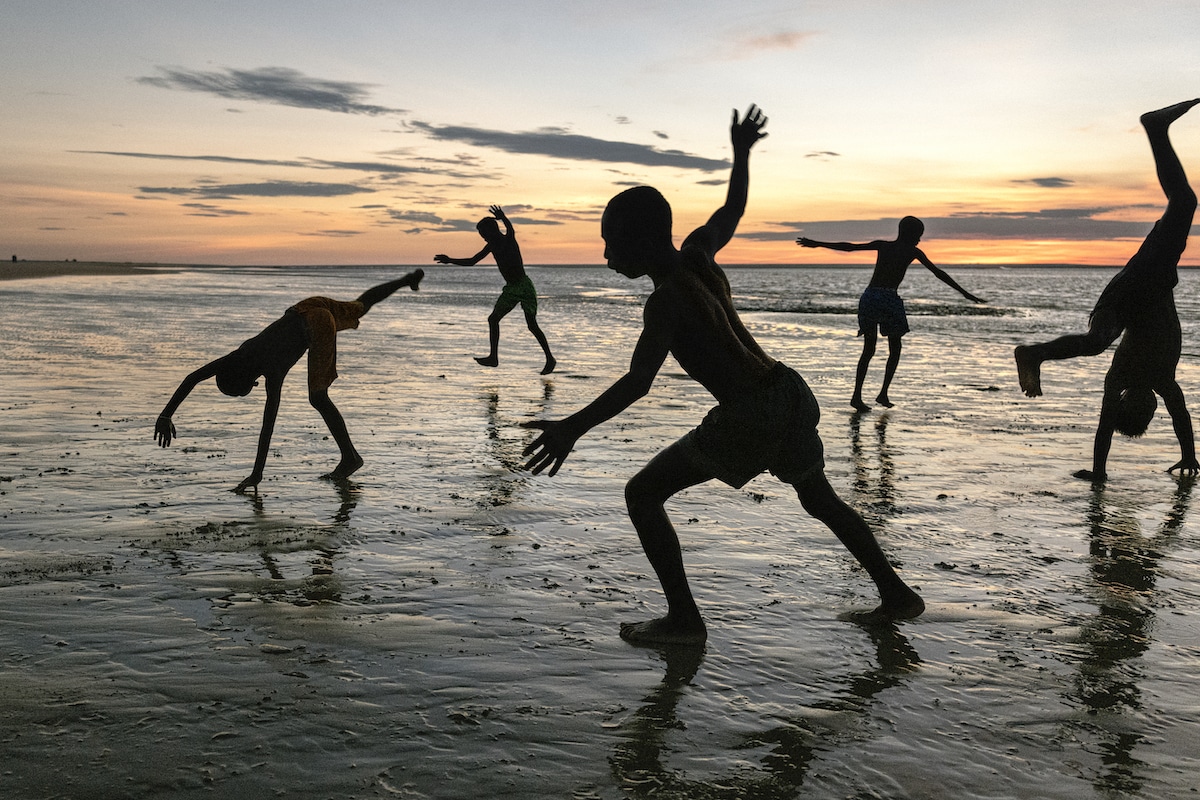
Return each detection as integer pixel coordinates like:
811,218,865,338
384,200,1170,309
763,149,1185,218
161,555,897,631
677,362,825,489
858,286,910,337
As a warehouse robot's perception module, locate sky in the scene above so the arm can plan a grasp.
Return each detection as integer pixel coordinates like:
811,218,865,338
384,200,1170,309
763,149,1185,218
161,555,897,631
3,1,1200,266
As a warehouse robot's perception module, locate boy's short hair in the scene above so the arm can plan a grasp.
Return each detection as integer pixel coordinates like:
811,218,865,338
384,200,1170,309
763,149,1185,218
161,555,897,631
215,352,258,397
1113,386,1156,437
604,186,673,246
898,216,925,241
477,217,501,238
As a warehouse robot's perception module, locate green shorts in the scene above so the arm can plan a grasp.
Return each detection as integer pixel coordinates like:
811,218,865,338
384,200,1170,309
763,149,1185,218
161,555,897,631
494,276,538,316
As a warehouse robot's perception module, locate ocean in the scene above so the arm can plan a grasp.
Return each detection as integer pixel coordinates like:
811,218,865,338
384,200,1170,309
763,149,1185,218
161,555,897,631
2,264,1200,798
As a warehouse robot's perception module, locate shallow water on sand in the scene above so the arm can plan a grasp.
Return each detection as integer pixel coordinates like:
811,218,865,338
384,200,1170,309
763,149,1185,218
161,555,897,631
3,265,1200,798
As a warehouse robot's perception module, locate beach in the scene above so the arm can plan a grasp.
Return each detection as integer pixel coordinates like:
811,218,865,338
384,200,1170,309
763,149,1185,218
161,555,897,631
3,264,1200,799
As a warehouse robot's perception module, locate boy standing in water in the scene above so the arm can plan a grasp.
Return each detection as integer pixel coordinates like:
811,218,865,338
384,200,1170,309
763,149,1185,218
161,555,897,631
435,205,556,374
154,270,424,492
798,219,985,411
1015,100,1200,482
522,106,924,645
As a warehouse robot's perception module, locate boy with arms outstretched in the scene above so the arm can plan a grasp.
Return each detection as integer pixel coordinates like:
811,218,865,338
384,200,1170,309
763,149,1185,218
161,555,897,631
154,270,424,492
523,106,924,645
435,205,556,374
798,218,984,411
1015,100,1200,482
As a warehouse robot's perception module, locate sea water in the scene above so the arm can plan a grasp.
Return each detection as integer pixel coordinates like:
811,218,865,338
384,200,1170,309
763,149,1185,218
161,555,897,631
2,264,1200,798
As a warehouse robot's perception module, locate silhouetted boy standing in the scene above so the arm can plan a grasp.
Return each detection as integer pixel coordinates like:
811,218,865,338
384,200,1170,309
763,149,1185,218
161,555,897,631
799,218,984,411
523,107,923,645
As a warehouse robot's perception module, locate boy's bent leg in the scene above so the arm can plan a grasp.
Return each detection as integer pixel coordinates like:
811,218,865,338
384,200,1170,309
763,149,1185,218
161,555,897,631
621,441,717,645
852,331,877,412
522,308,556,374
876,335,903,407
794,471,924,621
475,300,512,367
309,389,363,479
1016,322,1121,397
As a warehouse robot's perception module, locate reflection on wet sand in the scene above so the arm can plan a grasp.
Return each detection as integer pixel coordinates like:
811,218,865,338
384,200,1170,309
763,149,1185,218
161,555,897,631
610,625,921,797
1071,478,1193,795
849,412,899,524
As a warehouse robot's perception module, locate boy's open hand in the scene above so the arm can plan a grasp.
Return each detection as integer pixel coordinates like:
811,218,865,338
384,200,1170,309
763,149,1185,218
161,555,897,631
154,415,176,448
1168,456,1200,476
731,105,768,153
521,419,578,476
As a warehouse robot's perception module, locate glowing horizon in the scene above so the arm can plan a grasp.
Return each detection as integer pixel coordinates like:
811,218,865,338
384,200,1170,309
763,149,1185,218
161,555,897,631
4,2,1199,267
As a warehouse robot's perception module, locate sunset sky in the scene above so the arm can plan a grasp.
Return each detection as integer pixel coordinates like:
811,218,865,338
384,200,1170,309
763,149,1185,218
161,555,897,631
4,1,1200,266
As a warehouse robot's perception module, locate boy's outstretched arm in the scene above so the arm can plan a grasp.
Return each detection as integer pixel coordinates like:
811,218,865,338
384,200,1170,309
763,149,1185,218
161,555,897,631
234,377,284,493
797,237,878,252
1162,382,1199,475
695,105,768,254
523,294,672,475
917,251,986,303
434,246,491,266
155,358,225,447
355,269,424,312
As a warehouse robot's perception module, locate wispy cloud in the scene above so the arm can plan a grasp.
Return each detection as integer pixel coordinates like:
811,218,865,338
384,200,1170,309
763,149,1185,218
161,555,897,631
76,150,482,180
137,66,403,115
1012,177,1075,188
181,202,252,217
406,121,729,172
739,31,818,53
139,180,373,199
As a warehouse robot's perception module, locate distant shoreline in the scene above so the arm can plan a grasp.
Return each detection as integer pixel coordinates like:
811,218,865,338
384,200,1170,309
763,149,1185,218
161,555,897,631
0,261,184,282
2,260,1162,282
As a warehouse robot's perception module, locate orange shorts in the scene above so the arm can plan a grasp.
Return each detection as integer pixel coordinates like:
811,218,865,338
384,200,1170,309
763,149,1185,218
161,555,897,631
291,297,366,392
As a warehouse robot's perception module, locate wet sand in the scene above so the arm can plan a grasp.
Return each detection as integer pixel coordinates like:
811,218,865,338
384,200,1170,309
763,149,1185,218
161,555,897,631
2,265,1200,798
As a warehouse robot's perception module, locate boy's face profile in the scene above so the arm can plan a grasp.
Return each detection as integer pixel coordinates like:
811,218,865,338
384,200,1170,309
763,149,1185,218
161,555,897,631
601,213,645,279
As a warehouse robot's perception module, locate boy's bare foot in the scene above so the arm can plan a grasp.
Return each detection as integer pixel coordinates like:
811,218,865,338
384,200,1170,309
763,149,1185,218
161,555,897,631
475,355,498,367
851,396,872,413
875,393,894,408
1014,345,1043,397
619,615,707,646
408,268,424,290
1140,99,1200,132
322,455,364,480
1072,468,1106,483
847,590,925,625
541,355,557,375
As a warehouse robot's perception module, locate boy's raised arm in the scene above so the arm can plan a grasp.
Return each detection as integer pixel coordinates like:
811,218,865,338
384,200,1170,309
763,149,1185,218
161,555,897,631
696,106,768,254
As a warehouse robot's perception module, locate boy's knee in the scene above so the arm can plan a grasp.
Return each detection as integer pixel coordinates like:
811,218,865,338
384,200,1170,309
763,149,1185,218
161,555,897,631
624,471,661,514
